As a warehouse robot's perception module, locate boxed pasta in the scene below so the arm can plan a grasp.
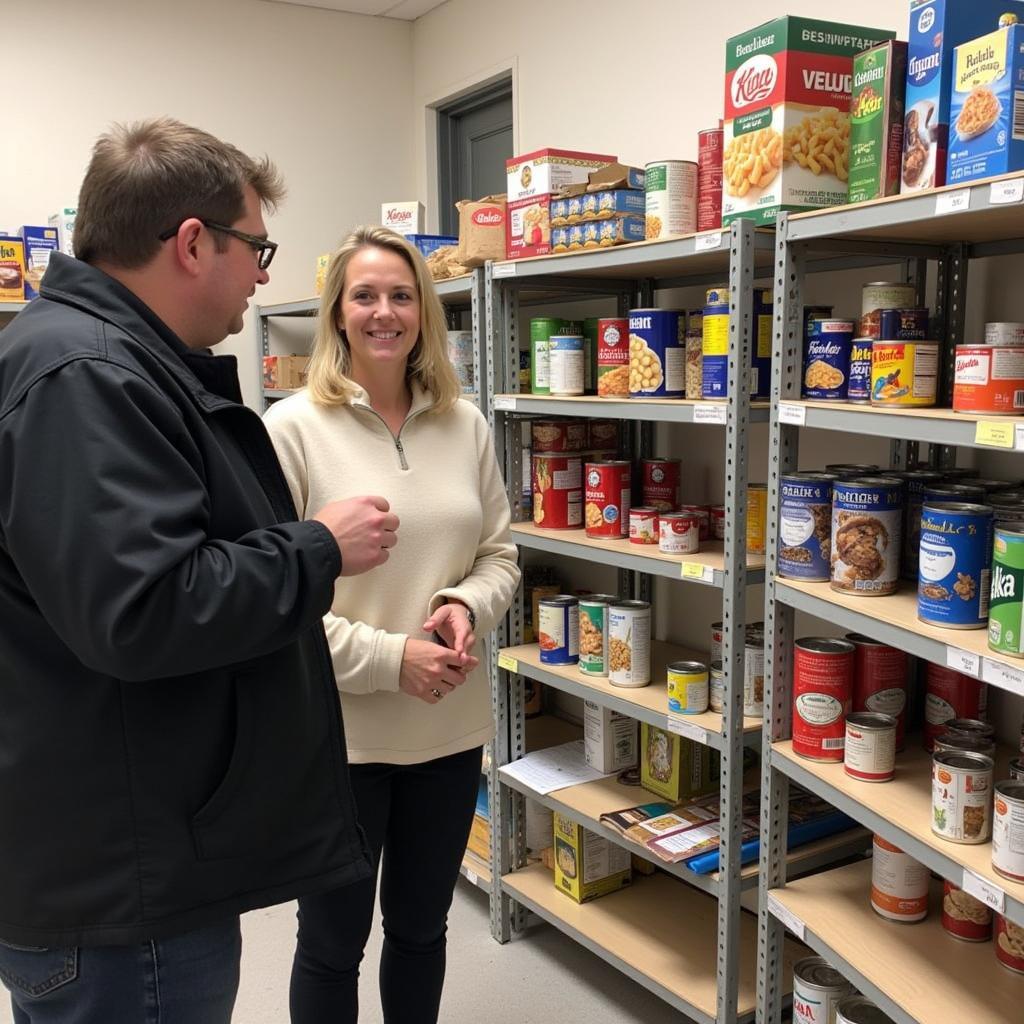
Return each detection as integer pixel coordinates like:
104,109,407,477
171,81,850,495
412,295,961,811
722,17,896,226
640,723,720,802
380,201,424,237
584,700,638,774
550,217,645,253
0,237,25,300
553,811,631,903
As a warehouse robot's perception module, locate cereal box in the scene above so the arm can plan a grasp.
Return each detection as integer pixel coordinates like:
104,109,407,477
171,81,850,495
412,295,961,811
552,812,631,904
722,17,896,226
848,41,909,204
947,22,1024,184
19,226,59,300
639,723,720,802
903,0,1024,192
380,201,424,237
0,237,26,301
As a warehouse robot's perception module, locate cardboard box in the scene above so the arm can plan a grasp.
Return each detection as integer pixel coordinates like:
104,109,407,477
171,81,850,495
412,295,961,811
262,355,310,390
0,237,25,301
405,234,458,258
551,216,645,253
380,201,425,237
314,253,331,295
722,17,896,226
553,812,631,903
550,190,646,226
903,0,1024,192
48,207,76,257
456,195,506,267
505,148,616,259
848,41,908,204
585,162,645,191
640,723,720,802
19,225,59,300
947,22,1024,184
466,812,490,861
583,700,638,774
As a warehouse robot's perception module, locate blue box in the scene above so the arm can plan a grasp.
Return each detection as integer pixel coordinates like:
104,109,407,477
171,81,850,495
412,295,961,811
405,234,457,258
551,216,645,252
580,190,646,221
19,225,58,300
947,24,1024,184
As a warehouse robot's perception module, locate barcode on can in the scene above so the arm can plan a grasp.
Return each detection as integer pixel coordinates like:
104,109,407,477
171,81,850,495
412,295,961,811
1014,389,1024,407
1014,90,1024,142
822,737,846,749
979,569,992,619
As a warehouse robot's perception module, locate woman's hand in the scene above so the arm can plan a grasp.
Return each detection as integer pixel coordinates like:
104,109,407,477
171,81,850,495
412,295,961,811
400,637,479,704
423,603,476,657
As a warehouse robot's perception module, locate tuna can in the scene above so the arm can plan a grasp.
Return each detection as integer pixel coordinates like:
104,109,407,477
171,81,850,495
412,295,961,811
836,997,895,1024
529,317,564,395
697,128,723,232
932,750,994,845
710,504,725,540
953,345,1024,415
989,526,1024,658
917,502,993,629
549,335,584,397
710,622,723,663
678,505,711,542
628,309,685,398
531,453,582,529
860,282,917,337
844,712,897,782
642,458,680,511
667,660,709,715
846,633,908,750
629,507,659,545
1010,758,1024,781
538,596,579,665
701,300,729,400
870,835,929,922
752,289,772,399
659,512,700,555
879,307,929,341
644,160,697,239
709,660,725,712
826,463,880,478
924,663,988,751
870,340,939,406
608,600,651,688
584,461,630,539
896,469,943,581
995,914,1024,974
985,322,1024,346
746,483,768,556
792,956,854,1024
578,595,616,677
992,780,1024,882
803,319,855,399
531,419,587,453
587,419,620,454
830,478,903,596
685,311,703,400
942,879,993,941
847,337,874,403
597,318,630,398
792,637,855,762
779,472,835,581
744,632,765,718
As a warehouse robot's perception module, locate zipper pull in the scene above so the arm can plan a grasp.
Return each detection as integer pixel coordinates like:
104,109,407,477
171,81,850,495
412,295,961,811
395,438,409,470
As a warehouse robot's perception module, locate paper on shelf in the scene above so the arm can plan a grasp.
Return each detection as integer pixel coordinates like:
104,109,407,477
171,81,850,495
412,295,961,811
499,740,605,795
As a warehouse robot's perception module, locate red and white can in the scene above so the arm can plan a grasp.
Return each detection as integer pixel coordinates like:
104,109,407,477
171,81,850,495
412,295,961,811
531,419,587,453
996,913,1024,974
629,507,659,545
846,633,909,750
710,504,726,540
531,453,582,530
658,512,700,554
870,835,929,923
588,418,620,454
942,880,993,941
710,621,723,663
678,504,711,542
953,345,1024,415
697,126,723,233
597,319,630,399
641,458,680,512
584,460,631,539
844,712,897,782
793,638,855,762
993,780,1024,883
924,663,988,751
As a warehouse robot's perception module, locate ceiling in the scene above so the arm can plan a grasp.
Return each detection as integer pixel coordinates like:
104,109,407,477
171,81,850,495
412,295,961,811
262,0,448,19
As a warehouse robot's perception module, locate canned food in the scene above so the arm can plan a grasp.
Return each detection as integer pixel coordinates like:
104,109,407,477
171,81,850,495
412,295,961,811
628,309,685,398
584,461,631,539
826,463,880,478
597,318,630,398
847,337,873,403
578,595,616,677
792,956,854,1024
447,330,474,392
629,507,659,545
659,512,700,555
995,914,1024,974
836,995,895,1024
697,128,723,233
803,319,855,399
934,732,996,758
710,622,723,664
531,419,587,453
870,835,929,922
744,634,765,718
860,282,917,337
532,453,582,529
550,335,584,397
992,779,1024,882
678,505,711,542
1011,757,1024,780
986,322,1024,346
844,712,897,782
924,664,988,751
587,419,620,454
709,660,724,712
870,340,939,406
917,502,993,629
831,478,903,596
644,160,697,240
953,345,1024,415
685,311,703,400
846,633,908,750
747,483,768,556
945,717,995,740
642,458,680,511
793,637,855,762
990,526,1024,658
529,317,566,395
971,477,1021,499
932,750,993,844
942,879,993,941
924,483,986,507
701,300,729,400
710,504,725,540
779,473,834,581
538,596,579,665
897,469,943,581
608,600,651,688
752,290,773,399
667,660,709,715
879,307,929,341
706,286,729,306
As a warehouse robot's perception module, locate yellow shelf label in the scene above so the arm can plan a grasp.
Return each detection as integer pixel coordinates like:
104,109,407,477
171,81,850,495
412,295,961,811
975,421,1015,448
498,653,519,673
681,562,711,581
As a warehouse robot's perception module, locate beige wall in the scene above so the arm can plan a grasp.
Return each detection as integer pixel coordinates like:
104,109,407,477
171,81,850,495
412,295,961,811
3,0,415,405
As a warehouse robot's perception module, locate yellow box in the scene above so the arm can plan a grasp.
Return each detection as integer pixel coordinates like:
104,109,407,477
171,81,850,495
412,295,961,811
466,813,490,861
0,237,26,301
553,812,631,904
314,253,331,295
640,723,719,802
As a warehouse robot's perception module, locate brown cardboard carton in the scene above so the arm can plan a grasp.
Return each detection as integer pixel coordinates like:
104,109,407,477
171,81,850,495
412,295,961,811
456,195,506,267
263,355,310,391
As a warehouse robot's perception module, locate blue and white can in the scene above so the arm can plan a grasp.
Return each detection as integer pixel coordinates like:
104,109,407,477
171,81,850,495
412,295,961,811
701,302,729,399
538,595,579,665
918,503,994,630
803,320,855,400
778,473,836,581
628,308,685,398
847,337,873,404
752,289,773,399
831,477,904,596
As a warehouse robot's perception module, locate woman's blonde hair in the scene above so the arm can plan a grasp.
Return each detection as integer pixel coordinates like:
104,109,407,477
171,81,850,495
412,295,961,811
307,226,460,412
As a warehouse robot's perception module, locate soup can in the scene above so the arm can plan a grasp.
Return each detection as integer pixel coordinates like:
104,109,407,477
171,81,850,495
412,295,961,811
803,319,855,399
870,340,939,406
995,913,1024,974
538,596,579,665
744,632,765,718
587,419,620,454
1011,758,1024,781
706,286,729,306
644,159,697,239
836,995,895,1024
529,317,566,395
710,504,725,540
709,660,725,712
532,453,582,529
826,463,880,478
899,469,944,581
954,345,1024,415
701,300,729,400
629,507,659,545
628,309,685,398
847,337,874,403
667,660,709,715
831,478,903,596
608,600,651,688
584,460,631,539
531,418,587,453
985,322,1024,345
578,595,617,677
942,879,993,941
923,664,988,751
992,779,1024,882
678,505,711,542
870,835,929,922
792,956,854,1024
932,750,993,844
710,622,723,663
918,502,993,629
747,483,768,556
779,472,834,581
642,458,680,511
945,717,995,741
846,633,908,750
860,282,917,337
659,512,700,555
879,307,929,341
989,526,1024,658
549,335,584,397
697,128,723,232
934,732,996,758
844,712,897,782
597,318,630,398
793,637,855,762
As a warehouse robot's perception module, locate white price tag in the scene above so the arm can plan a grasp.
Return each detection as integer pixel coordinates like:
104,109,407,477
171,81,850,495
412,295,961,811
1016,423,1024,451
767,892,806,941
695,230,723,252
492,262,516,278
946,647,982,678
936,189,971,215
667,716,708,746
982,658,1024,697
990,178,1024,205
465,869,479,887
493,395,517,411
693,404,728,424
962,870,1005,915
779,402,807,425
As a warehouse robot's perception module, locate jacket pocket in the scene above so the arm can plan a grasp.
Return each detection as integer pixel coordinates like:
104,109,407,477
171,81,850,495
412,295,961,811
0,940,78,997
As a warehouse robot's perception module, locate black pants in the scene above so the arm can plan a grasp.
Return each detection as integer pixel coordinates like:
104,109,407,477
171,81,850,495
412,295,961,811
290,745,483,1024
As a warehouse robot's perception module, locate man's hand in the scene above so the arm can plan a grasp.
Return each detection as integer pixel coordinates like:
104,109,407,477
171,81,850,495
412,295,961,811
312,496,399,577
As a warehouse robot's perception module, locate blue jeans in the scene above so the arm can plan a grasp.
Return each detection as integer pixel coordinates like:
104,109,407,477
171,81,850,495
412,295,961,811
0,918,241,1024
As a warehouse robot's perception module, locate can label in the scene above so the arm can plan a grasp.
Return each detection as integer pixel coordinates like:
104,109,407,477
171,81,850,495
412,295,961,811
870,341,939,406
711,504,725,540
701,304,729,400
532,454,582,529
844,716,896,781
659,514,700,555
608,603,651,687
879,307,928,340
644,161,697,239
667,663,709,715
578,601,610,676
629,309,685,397
831,480,902,595
992,785,1024,883
709,665,724,712
744,639,765,718
850,638,907,749
871,835,929,922
597,319,630,398
549,335,584,397
924,663,988,751
932,756,992,844
954,346,1024,415
710,622,723,664
587,419,619,454
847,337,873,402
793,640,854,761
538,600,579,665
995,914,1024,974
779,475,832,580
985,322,1024,346
678,505,711,542
989,528,1024,658
529,317,565,395
803,320,854,399
629,508,659,545
642,459,680,512
918,504,993,628
584,461,630,539
943,880,993,941
901,470,943,581
697,129,723,232
531,419,587,453
747,485,768,556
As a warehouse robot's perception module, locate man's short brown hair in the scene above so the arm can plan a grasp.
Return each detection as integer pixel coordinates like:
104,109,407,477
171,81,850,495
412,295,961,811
74,117,285,269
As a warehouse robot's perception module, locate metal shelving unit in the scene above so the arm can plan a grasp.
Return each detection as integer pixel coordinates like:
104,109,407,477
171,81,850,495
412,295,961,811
757,174,1024,1024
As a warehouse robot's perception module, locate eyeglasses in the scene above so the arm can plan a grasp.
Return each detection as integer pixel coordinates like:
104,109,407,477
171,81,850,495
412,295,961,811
158,219,278,270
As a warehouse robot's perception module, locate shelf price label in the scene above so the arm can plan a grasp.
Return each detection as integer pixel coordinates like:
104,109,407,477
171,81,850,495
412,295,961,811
962,870,1006,915
766,892,806,941
935,189,971,216
946,647,982,678
667,716,708,746
493,395,517,411
779,402,807,426
465,869,479,887
695,230,723,252
990,178,1024,205
693,404,728,424
681,562,715,583
982,658,1024,696
492,263,516,278
497,653,519,673
975,421,1016,448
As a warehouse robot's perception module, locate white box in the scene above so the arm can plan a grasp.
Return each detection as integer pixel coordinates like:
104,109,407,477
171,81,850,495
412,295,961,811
380,201,424,237
48,207,76,257
583,700,638,774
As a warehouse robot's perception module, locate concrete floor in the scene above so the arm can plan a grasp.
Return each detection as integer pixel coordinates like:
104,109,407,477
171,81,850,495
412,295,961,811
1,880,689,1023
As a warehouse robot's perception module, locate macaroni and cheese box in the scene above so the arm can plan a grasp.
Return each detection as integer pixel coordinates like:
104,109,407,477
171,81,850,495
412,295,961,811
19,226,59,300
0,237,26,301
723,17,896,226
552,812,631,904
903,0,1024,192
640,723,720,802
262,355,310,390
947,22,1024,184
551,216,645,253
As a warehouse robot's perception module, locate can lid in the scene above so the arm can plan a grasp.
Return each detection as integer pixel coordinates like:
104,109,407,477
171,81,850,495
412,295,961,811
836,995,896,1024
578,594,620,607
796,637,856,656
793,956,849,991
846,711,897,729
933,750,995,770
996,779,1024,802
667,660,708,674
610,600,651,610
921,501,993,517
839,476,903,489
945,718,995,736
538,595,579,607
586,460,631,468
844,633,891,647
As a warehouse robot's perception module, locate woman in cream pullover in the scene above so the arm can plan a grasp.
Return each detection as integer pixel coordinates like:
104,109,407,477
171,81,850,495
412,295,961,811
264,226,519,1024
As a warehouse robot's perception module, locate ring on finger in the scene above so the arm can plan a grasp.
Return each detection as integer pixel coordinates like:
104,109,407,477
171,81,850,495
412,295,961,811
431,687,443,699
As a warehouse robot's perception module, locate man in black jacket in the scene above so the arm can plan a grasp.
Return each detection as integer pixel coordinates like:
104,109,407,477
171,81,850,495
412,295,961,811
0,118,398,1023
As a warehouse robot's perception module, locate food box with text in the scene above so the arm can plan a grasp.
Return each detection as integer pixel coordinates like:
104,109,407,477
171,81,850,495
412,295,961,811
723,17,895,226
640,723,720,802
553,811,631,904
262,355,310,390
380,201,424,237
0,237,25,300
550,217,645,252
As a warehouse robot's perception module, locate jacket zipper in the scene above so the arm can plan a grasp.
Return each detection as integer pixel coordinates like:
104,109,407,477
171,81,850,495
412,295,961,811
357,405,424,471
